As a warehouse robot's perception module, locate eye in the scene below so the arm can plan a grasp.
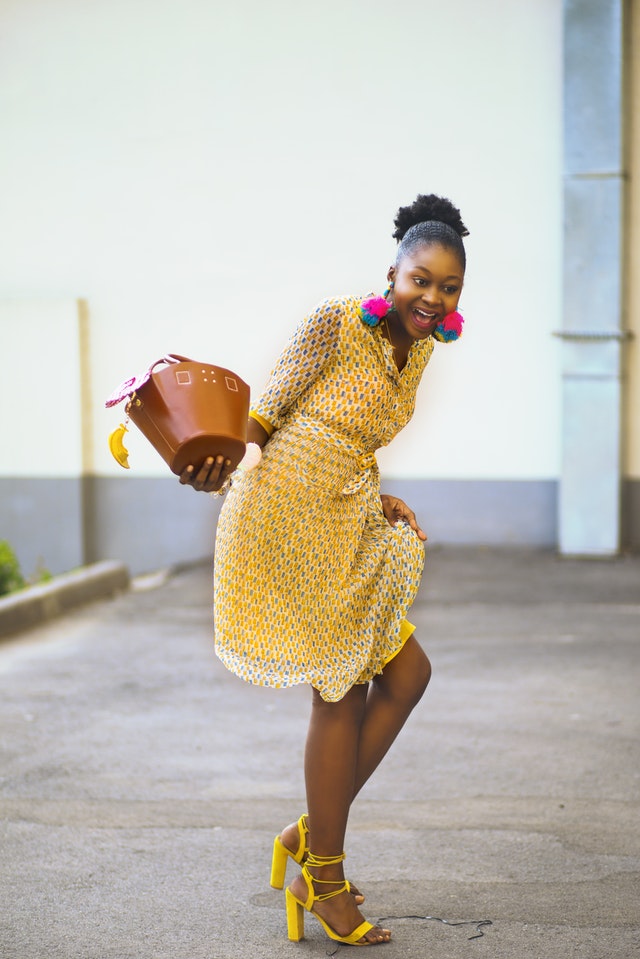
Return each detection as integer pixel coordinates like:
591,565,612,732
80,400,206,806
444,285,459,295
413,276,427,287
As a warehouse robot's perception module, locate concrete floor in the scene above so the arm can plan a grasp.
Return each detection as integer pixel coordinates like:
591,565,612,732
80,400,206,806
0,547,638,958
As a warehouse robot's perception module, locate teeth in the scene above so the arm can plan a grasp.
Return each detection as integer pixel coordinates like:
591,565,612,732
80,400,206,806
415,309,435,318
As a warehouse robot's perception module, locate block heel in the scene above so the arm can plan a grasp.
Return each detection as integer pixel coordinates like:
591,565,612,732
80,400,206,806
270,835,289,889
285,886,305,941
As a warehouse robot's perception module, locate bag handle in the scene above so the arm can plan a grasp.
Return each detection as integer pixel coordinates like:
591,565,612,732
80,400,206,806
149,353,194,372
106,354,194,408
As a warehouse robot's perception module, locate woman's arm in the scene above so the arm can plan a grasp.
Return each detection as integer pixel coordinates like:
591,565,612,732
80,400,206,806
180,297,343,493
251,297,342,429
246,415,270,448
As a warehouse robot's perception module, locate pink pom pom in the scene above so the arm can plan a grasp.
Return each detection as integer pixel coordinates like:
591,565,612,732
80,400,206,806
442,311,464,335
361,296,390,319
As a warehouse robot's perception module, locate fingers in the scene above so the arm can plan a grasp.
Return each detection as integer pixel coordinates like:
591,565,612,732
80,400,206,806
179,455,232,492
399,505,428,542
411,518,428,542
381,495,428,541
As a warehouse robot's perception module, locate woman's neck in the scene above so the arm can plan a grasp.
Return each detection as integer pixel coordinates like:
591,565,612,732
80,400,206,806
382,313,412,372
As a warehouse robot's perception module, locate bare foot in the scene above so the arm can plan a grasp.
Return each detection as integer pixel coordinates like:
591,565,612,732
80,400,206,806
289,872,390,945
279,821,365,904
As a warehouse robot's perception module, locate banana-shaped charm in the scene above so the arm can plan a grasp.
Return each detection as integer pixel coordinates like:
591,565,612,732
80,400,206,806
108,423,130,469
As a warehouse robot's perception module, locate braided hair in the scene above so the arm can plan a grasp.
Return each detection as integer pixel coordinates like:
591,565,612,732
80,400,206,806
393,194,469,270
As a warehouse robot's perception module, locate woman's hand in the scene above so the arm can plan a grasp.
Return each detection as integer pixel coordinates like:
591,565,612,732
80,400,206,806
380,494,427,541
179,455,232,493
179,416,271,493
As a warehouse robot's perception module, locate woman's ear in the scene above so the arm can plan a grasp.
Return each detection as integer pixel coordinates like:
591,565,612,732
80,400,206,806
387,265,396,284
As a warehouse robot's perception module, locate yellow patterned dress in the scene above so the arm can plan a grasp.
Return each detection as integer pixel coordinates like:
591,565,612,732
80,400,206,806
213,295,434,702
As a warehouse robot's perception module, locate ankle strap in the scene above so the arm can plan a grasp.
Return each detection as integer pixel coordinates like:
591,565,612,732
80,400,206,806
302,852,348,902
305,851,346,868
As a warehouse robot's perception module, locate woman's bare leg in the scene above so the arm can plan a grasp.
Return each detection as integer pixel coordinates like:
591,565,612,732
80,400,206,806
280,636,430,843
353,635,431,796
289,683,390,943
284,635,430,942
304,684,367,855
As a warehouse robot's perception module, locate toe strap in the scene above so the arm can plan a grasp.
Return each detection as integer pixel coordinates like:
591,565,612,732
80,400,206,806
343,920,375,945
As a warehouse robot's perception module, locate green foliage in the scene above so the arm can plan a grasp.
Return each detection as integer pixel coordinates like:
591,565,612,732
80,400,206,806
0,540,26,597
30,561,52,585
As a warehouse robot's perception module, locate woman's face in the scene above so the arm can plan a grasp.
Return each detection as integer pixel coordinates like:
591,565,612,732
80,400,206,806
387,242,464,343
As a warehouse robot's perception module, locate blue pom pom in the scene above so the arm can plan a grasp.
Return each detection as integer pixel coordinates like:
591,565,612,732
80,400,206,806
360,308,381,327
433,325,460,343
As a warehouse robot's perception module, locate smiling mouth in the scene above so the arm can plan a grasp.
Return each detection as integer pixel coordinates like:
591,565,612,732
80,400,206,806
412,308,438,331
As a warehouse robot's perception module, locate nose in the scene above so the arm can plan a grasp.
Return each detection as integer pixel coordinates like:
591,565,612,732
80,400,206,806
421,286,441,307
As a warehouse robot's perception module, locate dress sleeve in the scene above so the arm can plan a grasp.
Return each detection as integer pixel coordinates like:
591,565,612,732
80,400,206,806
251,297,344,430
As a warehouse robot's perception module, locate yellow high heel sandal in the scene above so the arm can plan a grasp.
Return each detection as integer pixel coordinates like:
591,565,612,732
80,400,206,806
285,852,386,946
271,816,365,904
270,814,309,889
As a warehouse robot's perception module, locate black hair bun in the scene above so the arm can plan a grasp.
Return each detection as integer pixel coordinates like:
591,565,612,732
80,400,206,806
392,194,469,242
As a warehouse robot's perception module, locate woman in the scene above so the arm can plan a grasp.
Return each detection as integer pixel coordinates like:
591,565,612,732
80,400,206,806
181,193,468,945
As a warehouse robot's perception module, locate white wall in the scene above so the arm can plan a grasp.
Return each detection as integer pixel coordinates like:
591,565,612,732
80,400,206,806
0,299,83,476
0,0,563,482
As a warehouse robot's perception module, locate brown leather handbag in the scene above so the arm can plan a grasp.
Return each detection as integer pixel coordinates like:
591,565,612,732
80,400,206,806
106,354,250,475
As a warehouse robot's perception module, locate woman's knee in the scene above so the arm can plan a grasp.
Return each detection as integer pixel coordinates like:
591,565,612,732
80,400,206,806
379,638,431,707
416,648,432,695
310,683,368,723
408,644,431,703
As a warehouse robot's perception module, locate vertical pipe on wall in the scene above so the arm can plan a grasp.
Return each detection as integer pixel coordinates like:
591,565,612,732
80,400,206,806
559,0,628,555
78,299,97,565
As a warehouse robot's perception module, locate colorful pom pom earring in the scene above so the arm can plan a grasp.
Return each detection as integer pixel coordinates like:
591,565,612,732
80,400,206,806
433,311,464,342
359,284,394,327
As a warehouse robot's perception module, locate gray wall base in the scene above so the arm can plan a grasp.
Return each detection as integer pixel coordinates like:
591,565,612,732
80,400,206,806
381,479,558,547
83,476,221,575
0,476,221,578
0,477,84,578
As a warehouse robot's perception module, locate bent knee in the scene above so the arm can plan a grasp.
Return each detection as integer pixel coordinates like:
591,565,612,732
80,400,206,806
420,651,432,692
412,650,432,702
403,640,431,706
378,639,431,708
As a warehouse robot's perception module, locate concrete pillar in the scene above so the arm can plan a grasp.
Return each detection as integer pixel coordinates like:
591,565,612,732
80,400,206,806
559,0,629,555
